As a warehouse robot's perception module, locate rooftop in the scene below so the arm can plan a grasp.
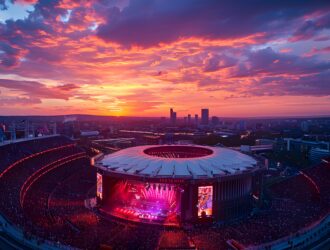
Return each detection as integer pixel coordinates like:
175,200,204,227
98,145,258,179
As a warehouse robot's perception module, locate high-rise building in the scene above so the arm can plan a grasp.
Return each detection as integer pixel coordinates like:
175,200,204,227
201,109,209,125
211,116,219,126
187,114,191,125
0,124,5,143
237,120,246,131
194,114,198,125
301,121,310,132
170,108,177,125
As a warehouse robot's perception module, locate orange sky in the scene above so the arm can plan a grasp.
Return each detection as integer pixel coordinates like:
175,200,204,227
0,1,329,117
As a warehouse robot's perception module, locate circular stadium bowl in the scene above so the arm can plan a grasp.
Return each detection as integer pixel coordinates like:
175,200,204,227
95,145,264,225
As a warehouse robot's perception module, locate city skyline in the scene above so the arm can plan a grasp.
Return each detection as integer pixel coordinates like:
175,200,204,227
0,2,330,249
0,1,330,117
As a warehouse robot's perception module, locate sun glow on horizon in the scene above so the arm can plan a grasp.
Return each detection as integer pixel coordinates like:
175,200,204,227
0,1,329,117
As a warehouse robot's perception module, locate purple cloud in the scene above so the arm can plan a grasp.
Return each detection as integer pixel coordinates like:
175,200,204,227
0,78,74,100
204,54,237,72
0,96,41,106
233,47,330,77
97,0,330,47
0,41,21,67
0,0,329,116
290,12,330,42
242,71,330,97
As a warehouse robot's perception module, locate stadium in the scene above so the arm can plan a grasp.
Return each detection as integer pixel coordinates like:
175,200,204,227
95,145,263,225
0,136,329,250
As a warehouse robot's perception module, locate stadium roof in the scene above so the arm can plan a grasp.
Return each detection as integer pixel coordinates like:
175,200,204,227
98,145,258,179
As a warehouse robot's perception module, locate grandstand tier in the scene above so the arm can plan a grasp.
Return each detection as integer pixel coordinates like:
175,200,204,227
0,137,329,250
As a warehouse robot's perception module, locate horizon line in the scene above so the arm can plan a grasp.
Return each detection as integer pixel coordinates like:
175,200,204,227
1,113,330,119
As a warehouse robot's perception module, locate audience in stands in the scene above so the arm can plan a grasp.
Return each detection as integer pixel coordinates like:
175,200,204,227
0,137,329,249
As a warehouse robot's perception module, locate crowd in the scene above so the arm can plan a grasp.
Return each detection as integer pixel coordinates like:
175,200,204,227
158,230,194,249
302,162,330,205
0,136,329,250
0,146,85,221
0,136,162,249
47,165,162,250
0,136,88,246
0,136,72,173
187,164,330,249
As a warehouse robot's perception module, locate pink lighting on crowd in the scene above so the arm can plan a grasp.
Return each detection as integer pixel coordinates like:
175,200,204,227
299,171,321,196
20,152,87,207
0,144,75,178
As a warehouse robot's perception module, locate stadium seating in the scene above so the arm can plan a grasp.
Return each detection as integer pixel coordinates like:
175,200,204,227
0,137,329,249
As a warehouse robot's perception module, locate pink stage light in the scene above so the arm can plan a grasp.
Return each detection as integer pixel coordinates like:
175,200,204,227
108,180,181,223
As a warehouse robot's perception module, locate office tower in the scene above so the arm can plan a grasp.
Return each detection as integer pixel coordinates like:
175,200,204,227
211,116,219,126
194,114,198,125
238,120,246,131
187,114,191,125
201,108,209,125
170,108,176,125
172,112,177,125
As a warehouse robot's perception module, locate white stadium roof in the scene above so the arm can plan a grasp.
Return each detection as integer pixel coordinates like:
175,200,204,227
98,145,258,179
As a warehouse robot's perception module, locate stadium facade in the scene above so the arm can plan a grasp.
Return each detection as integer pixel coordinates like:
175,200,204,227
95,145,264,225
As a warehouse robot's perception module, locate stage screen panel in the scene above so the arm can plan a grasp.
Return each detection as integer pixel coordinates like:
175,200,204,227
105,180,181,225
97,173,103,199
197,185,213,217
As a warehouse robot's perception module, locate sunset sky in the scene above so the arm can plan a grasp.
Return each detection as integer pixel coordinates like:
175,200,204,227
0,0,329,117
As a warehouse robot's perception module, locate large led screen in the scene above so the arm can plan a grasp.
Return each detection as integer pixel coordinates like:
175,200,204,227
197,185,213,217
96,173,103,199
106,180,181,224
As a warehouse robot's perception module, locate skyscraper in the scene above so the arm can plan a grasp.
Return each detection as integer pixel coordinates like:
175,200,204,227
187,114,191,125
170,108,176,125
211,116,219,126
194,114,198,125
172,112,177,125
201,109,209,125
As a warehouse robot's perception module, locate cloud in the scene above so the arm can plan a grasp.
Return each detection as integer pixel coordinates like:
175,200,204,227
13,0,38,4
0,0,7,10
55,83,80,91
204,54,237,72
241,70,330,97
0,42,22,67
97,0,330,47
305,46,330,56
290,12,330,42
0,78,75,100
0,96,41,106
232,47,330,77
0,0,330,116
